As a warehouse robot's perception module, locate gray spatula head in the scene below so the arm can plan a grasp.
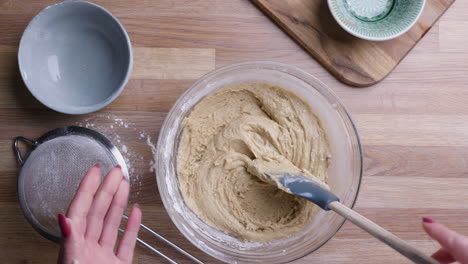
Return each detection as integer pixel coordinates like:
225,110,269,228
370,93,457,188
276,174,340,210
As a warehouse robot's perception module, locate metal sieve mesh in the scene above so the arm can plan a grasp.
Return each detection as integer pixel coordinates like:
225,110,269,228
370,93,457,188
15,127,128,242
13,127,205,264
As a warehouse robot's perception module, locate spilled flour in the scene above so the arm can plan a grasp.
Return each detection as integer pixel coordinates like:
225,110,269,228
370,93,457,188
76,114,157,199
146,135,157,173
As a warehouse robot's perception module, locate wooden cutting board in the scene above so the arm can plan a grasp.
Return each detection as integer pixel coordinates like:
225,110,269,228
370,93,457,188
252,0,455,87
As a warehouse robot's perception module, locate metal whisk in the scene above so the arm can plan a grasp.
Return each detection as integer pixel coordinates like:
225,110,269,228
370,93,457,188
120,215,204,264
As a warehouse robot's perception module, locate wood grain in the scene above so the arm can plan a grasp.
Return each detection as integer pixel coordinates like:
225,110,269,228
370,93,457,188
251,0,455,87
132,48,215,79
363,145,468,178
355,114,468,146
303,239,439,264
328,201,438,264
359,176,468,209
439,20,468,52
0,0,468,263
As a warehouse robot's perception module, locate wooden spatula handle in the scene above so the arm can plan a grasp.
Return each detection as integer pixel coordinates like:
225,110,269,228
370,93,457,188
328,201,438,264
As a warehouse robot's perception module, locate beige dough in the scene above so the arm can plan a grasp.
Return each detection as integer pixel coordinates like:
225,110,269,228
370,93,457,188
177,83,330,242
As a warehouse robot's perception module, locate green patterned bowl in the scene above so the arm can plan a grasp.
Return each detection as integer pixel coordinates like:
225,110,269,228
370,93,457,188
327,0,426,41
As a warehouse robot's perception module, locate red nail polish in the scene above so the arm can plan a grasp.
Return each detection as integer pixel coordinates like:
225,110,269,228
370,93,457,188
116,164,121,169
423,217,435,223
93,162,100,168
58,214,71,238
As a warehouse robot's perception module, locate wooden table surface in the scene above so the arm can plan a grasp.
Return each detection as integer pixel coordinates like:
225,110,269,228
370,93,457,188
1,0,468,263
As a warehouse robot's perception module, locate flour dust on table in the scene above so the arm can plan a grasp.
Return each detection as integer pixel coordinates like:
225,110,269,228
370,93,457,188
76,114,156,199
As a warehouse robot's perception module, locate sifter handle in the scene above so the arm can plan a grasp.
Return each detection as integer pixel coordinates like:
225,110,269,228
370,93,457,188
13,136,37,167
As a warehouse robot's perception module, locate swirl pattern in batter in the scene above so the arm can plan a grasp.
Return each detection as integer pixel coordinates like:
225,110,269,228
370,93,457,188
177,83,330,242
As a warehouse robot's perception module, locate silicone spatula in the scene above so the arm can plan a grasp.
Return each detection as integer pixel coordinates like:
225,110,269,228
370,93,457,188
268,173,437,264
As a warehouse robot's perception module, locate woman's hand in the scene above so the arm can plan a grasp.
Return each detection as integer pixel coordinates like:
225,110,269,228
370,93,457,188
58,164,142,264
423,217,468,264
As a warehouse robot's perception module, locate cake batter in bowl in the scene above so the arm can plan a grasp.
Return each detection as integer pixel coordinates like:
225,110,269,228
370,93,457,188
155,61,362,263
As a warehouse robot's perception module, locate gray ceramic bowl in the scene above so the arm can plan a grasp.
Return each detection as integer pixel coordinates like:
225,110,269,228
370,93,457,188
18,0,132,114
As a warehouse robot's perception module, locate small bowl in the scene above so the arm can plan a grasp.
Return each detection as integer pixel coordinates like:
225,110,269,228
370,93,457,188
328,0,426,41
156,61,363,263
18,0,132,114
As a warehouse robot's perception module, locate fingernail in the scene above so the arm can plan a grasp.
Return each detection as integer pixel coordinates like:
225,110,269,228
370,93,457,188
116,164,121,170
93,162,100,168
423,217,435,223
134,203,140,209
58,214,71,238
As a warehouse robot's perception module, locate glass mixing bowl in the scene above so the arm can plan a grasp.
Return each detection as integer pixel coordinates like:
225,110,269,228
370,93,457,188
155,61,362,263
